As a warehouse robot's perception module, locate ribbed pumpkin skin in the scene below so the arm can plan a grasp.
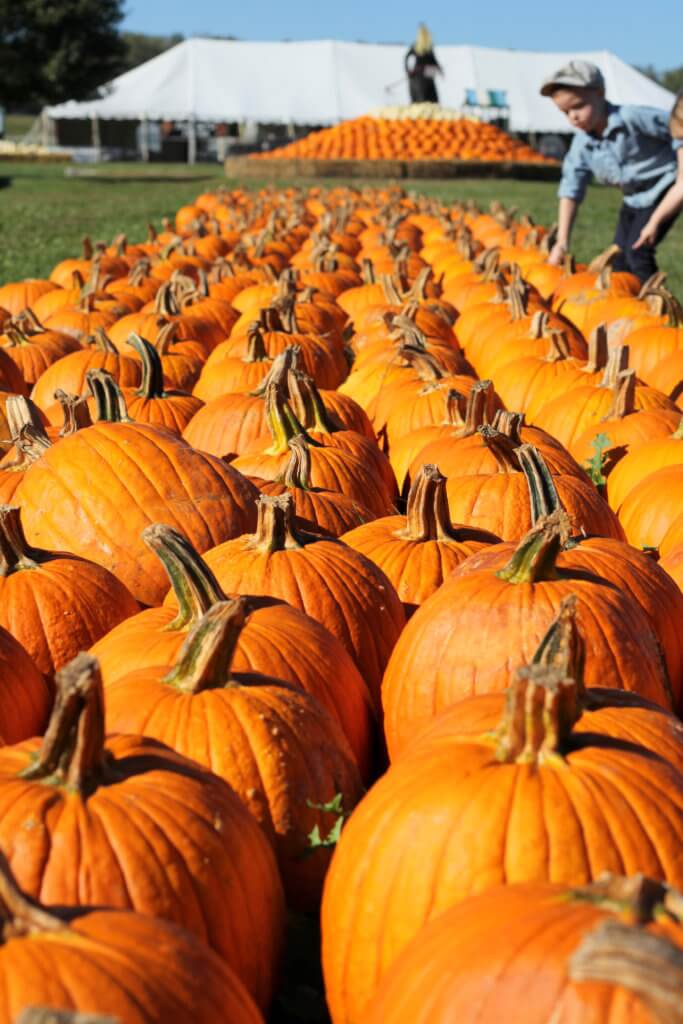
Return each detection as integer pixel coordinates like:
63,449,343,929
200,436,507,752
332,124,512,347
606,428,683,511
92,599,375,781
122,389,204,435
256,478,376,538
321,733,683,1024
104,670,363,910
0,278,57,316
168,534,406,706
381,562,672,759
0,627,51,744
16,423,259,605
0,733,284,1009
617,465,683,549
30,348,142,412
0,552,139,681
454,536,683,712
0,909,264,1024
183,392,270,459
341,516,496,617
365,882,679,1024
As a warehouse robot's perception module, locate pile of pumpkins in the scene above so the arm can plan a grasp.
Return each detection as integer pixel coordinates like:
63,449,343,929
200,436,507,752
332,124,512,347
249,115,553,163
0,183,680,1022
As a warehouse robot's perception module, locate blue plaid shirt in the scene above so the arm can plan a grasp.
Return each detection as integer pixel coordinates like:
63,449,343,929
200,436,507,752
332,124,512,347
559,102,683,209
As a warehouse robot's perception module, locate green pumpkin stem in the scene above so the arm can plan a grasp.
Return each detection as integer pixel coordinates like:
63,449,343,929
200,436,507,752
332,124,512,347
496,513,563,584
402,465,459,541
126,333,166,399
0,505,42,575
86,369,133,423
495,664,579,763
250,345,300,399
569,919,683,1023
20,652,111,794
163,599,248,694
252,493,304,552
263,378,312,455
673,418,683,440
517,444,564,523
142,524,227,631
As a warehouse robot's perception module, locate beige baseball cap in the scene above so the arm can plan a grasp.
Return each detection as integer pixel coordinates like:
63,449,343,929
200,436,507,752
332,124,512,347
540,60,605,97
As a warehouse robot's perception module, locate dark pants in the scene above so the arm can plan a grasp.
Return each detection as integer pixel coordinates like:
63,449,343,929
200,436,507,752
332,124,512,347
613,190,679,282
408,75,439,104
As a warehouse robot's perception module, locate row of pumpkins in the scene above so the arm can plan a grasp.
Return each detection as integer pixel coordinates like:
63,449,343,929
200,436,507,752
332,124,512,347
0,184,680,1021
248,115,553,163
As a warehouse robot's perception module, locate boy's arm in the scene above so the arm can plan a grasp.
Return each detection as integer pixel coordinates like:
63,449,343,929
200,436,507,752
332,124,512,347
548,198,579,265
547,137,592,265
634,148,683,249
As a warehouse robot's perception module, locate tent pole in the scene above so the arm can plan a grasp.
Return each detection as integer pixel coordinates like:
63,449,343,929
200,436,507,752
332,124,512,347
187,117,197,165
140,115,150,162
91,114,101,154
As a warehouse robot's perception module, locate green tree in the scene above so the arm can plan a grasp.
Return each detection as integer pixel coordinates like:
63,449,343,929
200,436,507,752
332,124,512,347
0,0,126,109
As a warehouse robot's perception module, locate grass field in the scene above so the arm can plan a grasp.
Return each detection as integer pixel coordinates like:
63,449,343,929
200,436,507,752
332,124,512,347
1,160,682,296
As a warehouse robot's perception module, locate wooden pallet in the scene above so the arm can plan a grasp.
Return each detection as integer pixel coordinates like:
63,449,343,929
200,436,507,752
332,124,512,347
225,156,560,182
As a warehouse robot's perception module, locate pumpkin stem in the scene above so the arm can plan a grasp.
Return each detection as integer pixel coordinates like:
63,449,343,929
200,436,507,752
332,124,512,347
163,599,249,694
263,378,311,454
11,309,46,336
251,493,305,552
604,369,637,420
0,398,52,471
90,328,118,355
86,370,133,423
0,851,63,940
599,345,630,388
142,524,227,631
153,281,181,318
286,369,336,433
244,323,271,364
259,306,285,333
545,330,570,361
0,505,42,575
569,919,683,1023
279,435,313,490
585,324,609,374
531,595,586,697
495,664,580,763
529,310,550,340
496,512,563,584
127,333,166,399
155,321,180,355
516,444,564,522
250,345,299,398
5,396,48,442
505,279,529,321
444,389,467,428
462,380,494,435
477,427,520,472
402,464,459,541
20,652,112,794
492,409,524,444
588,243,621,274
569,874,683,923
53,390,93,436
673,417,683,440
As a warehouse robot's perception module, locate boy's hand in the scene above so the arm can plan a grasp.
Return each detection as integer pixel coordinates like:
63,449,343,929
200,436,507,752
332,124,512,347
633,220,659,249
547,242,568,266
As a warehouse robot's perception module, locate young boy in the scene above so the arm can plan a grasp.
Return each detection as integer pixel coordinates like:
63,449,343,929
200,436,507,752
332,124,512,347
540,60,683,281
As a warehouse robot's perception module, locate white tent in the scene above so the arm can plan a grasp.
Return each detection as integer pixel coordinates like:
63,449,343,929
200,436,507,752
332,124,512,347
46,38,676,134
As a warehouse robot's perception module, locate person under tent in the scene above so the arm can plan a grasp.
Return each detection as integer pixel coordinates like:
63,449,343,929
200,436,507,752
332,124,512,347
404,24,443,105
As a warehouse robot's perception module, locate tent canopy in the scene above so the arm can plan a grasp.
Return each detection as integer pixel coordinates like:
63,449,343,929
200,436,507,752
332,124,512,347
46,38,676,134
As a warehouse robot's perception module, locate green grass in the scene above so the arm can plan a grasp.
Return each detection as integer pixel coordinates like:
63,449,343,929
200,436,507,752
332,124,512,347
1,160,681,297
3,114,36,141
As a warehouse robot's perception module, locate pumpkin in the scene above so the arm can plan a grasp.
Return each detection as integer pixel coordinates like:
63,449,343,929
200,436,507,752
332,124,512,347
16,417,259,605
192,323,275,401
255,435,376,537
118,333,204,434
0,312,80,389
322,665,683,1024
92,522,376,778
606,417,683,511
366,874,683,1024
0,853,264,1023
105,599,363,910
0,624,51,745
661,544,683,592
381,511,672,758
617,464,683,550
30,329,141,417
0,278,57,317
165,493,406,704
620,290,683,382
0,504,138,684
341,464,498,617
0,653,284,1009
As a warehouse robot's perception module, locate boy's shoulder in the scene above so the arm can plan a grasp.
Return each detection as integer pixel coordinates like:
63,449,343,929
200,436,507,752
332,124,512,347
610,103,671,134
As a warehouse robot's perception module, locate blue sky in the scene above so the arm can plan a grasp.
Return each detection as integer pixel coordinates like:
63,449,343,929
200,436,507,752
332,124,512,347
121,0,681,70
